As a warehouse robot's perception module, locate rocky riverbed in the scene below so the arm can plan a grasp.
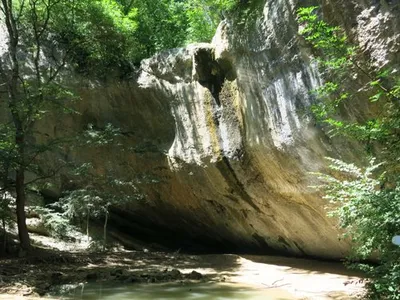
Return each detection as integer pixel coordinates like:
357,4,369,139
0,248,365,299
0,250,210,297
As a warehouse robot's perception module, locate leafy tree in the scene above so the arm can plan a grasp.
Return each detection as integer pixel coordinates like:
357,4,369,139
123,0,188,59
297,6,400,162
184,0,237,43
313,159,400,299
0,161,12,254
57,165,143,250
0,125,15,252
298,6,400,299
47,124,144,250
115,0,239,61
52,0,139,77
0,0,74,251
0,192,14,254
0,0,139,252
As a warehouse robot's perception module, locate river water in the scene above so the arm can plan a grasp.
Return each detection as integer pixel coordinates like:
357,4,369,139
58,282,296,300
47,254,364,300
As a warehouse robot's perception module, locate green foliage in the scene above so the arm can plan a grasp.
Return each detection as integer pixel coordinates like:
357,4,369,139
57,164,143,249
0,126,15,246
4,0,242,79
314,159,400,299
0,192,14,230
0,191,14,254
52,0,240,73
297,6,400,174
298,6,355,70
0,125,16,170
82,123,122,146
114,0,238,62
9,0,240,78
125,0,188,58
43,124,144,248
1,0,140,248
184,0,237,43
10,0,140,77
0,128,14,228
59,169,142,221
35,206,77,240
298,6,400,299
50,0,139,77
1,0,238,249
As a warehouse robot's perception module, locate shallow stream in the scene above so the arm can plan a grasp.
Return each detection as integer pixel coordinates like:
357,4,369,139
53,282,296,300
46,254,364,300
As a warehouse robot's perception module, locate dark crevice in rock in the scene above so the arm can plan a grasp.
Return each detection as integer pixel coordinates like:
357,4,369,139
251,233,280,255
278,236,291,250
194,49,225,106
224,193,240,203
205,200,227,214
217,156,261,213
216,57,237,82
293,241,308,256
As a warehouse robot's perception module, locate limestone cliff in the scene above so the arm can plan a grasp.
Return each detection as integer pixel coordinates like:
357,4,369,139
3,0,399,258
54,0,400,258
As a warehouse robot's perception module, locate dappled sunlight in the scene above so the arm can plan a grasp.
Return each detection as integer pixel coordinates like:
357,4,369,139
37,252,364,299
59,253,363,299
52,282,297,300
227,256,363,299
3,281,301,299
0,247,364,299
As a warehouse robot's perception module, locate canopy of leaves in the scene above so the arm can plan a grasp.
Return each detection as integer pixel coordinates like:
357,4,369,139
1,0,242,80
47,0,140,77
184,0,237,43
117,0,238,60
46,0,240,76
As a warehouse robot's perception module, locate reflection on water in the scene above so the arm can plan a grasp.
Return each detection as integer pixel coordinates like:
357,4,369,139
54,282,295,300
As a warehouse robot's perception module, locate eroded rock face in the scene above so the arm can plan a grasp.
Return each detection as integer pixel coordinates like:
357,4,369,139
2,0,399,258
106,0,397,258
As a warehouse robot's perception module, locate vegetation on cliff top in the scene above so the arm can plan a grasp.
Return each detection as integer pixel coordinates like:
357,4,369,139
60,0,239,76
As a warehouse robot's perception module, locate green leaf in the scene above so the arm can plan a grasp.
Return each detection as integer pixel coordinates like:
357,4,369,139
369,92,383,102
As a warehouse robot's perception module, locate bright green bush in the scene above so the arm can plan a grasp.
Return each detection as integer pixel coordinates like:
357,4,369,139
184,0,237,43
314,159,400,299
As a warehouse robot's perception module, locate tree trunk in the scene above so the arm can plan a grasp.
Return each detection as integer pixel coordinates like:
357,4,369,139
1,164,9,255
2,217,6,254
1,0,30,252
15,167,30,251
103,211,108,251
86,211,90,242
